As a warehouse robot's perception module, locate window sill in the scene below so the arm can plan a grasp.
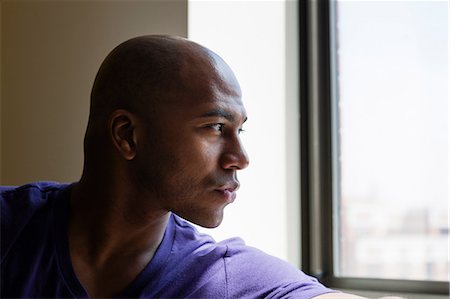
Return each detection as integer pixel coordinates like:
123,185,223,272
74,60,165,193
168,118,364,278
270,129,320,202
338,289,449,299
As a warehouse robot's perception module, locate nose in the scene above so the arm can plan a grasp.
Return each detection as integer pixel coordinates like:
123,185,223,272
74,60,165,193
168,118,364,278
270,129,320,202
220,135,250,170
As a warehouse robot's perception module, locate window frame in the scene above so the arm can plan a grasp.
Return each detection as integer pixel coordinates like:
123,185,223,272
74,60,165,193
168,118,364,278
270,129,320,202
298,0,449,295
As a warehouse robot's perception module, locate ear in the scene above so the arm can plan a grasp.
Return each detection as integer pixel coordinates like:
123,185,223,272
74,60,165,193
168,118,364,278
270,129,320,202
110,109,138,160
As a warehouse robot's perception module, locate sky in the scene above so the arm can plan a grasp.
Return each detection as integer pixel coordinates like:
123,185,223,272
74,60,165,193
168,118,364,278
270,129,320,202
337,1,449,209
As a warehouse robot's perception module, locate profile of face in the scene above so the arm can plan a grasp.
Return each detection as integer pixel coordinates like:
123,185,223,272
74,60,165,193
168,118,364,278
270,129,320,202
125,38,250,228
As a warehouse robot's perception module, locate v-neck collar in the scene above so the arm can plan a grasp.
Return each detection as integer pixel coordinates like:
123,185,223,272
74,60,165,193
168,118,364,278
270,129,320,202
51,185,176,298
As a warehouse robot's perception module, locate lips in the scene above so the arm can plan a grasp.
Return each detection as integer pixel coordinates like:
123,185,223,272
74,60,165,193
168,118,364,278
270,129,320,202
214,181,239,203
215,181,239,193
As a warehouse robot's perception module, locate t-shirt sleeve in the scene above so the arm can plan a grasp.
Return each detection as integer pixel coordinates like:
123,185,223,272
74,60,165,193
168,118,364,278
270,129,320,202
0,182,64,263
223,239,337,299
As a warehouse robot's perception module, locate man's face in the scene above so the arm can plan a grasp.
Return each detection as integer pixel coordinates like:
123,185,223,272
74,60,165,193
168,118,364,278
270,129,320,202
134,60,249,228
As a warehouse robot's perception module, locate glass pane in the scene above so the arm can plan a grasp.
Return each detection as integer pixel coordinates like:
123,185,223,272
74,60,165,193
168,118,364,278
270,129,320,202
332,1,449,281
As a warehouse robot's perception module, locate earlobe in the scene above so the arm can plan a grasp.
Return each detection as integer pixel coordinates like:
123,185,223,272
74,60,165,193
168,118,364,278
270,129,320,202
120,140,132,155
110,110,137,160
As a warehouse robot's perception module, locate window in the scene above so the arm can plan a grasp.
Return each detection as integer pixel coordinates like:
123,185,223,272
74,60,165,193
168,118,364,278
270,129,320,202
332,1,448,282
188,0,448,295
300,0,449,294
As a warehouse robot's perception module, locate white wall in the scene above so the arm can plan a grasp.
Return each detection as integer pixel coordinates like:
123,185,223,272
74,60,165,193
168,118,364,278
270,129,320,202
1,0,187,185
188,0,300,265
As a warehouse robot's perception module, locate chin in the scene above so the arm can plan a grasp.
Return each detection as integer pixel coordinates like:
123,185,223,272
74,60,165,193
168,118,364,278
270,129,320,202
200,218,223,229
191,214,224,229
176,210,224,229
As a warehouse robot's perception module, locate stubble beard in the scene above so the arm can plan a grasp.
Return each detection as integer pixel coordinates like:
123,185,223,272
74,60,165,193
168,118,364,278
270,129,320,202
133,153,230,227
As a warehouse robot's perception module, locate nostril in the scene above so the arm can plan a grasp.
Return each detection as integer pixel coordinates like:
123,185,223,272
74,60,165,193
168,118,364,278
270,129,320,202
221,151,249,170
221,136,249,170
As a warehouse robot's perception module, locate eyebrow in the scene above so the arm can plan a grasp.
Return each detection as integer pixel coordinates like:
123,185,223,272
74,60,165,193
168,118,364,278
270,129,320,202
199,108,247,123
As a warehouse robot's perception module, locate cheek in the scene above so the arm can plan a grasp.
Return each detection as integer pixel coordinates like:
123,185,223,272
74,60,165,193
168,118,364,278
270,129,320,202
165,140,220,192
194,137,221,162
175,134,220,164
136,127,222,188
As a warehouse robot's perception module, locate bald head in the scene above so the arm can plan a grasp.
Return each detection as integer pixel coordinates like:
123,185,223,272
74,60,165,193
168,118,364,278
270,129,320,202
89,35,238,122
83,35,242,171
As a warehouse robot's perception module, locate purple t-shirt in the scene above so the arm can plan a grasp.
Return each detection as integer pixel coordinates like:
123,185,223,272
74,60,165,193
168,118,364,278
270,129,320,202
1,182,335,298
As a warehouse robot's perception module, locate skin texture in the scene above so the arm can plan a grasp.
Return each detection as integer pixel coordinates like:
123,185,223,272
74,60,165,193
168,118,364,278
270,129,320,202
70,36,248,298
69,35,389,298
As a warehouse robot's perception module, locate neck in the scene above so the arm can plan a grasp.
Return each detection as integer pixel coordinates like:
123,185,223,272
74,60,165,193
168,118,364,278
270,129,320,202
68,174,171,298
69,174,170,265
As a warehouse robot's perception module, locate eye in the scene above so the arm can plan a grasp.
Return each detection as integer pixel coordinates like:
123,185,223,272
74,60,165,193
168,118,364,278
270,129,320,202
238,127,245,134
208,123,224,132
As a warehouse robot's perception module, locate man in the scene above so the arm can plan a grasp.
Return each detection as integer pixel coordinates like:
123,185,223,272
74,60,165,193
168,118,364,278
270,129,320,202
1,35,377,298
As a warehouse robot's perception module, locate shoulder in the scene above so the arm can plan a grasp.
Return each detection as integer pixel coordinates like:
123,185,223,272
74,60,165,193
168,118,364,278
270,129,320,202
1,181,71,261
1,181,70,220
167,216,335,298
221,240,336,298
0,181,69,200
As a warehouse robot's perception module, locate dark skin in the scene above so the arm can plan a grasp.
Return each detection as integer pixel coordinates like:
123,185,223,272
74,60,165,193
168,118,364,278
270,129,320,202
69,36,249,298
68,36,371,299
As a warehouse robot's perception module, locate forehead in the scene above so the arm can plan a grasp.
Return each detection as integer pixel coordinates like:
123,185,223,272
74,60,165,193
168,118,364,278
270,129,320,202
193,92,247,122
140,42,246,121
167,50,245,116
165,86,247,123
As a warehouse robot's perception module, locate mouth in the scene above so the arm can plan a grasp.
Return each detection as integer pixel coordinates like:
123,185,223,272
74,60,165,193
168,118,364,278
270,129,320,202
214,182,239,203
